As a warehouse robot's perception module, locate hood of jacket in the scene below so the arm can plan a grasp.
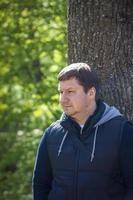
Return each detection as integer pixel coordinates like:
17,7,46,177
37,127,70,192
94,102,122,127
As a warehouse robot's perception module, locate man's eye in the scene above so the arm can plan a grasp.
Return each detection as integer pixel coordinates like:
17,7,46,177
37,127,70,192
68,91,74,93
59,90,63,94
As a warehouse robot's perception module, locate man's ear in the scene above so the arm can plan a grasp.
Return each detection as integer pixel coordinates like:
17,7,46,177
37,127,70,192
87,87,96,97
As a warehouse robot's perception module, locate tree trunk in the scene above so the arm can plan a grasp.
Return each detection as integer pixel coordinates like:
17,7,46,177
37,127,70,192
68,0,133,121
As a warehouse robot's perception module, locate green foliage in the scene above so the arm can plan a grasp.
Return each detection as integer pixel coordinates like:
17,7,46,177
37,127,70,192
0,130,42,200
0,0,67,199
0,0,67,132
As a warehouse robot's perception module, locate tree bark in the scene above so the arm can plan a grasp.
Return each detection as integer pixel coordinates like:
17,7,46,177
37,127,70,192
68,0,133,121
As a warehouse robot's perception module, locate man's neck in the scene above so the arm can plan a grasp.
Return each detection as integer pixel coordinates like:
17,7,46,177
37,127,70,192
74,101,97,125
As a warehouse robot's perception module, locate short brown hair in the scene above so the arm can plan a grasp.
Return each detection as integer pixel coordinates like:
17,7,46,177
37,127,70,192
58,63,100,96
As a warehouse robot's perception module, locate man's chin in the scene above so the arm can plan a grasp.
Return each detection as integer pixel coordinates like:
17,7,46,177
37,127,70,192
64,110,76,117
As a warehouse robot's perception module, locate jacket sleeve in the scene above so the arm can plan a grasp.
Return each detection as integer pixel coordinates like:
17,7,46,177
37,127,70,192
120,121,133,200
32,128,53,200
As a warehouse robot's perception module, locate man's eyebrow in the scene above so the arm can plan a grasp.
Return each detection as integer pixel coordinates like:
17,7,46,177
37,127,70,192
57,87,75,93
67,87,75,90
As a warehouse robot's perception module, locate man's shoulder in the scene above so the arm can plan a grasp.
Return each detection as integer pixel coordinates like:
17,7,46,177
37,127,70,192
115,116,133,128
120,120,133,150
123,120,133,132
44,120,66,144
48,119,62,130
110,115,128,124
45,119,64,136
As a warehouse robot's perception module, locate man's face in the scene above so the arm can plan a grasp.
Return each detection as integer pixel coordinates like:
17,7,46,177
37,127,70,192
58,78,95,119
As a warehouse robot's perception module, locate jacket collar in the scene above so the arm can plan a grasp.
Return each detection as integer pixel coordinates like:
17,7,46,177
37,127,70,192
60,99,105,133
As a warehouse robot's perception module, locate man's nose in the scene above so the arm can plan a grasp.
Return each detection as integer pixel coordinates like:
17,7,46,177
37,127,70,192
60,93,69,104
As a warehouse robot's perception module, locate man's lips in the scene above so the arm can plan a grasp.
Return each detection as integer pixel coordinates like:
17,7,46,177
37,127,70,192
62,105,72,108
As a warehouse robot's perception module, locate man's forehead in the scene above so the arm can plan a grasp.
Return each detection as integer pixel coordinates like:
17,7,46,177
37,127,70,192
58,78,81,90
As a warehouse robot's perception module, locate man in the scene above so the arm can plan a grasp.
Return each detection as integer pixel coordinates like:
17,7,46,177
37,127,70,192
32,63,133,200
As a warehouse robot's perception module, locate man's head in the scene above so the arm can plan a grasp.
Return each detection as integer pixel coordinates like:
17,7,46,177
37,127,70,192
58,63,100,124
58,63,99,96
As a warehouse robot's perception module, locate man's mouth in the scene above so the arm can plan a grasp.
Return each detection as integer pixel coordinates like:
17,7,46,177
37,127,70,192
62,105,72,108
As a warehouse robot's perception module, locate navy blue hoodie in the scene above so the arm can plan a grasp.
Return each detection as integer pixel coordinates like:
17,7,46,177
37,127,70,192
32,101,133,200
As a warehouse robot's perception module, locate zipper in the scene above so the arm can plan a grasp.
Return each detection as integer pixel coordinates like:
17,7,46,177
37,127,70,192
74,148,80,200
74,127,83,200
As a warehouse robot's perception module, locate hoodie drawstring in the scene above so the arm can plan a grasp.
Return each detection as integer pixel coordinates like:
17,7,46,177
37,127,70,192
58,132,68,157
57,127,99,162
90,125,98,162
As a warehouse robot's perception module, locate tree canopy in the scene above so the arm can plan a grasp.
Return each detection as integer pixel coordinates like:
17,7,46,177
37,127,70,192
0,0,67,131
0,1,67,199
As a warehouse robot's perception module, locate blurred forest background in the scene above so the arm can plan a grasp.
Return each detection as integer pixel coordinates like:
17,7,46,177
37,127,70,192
0,0,67,199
